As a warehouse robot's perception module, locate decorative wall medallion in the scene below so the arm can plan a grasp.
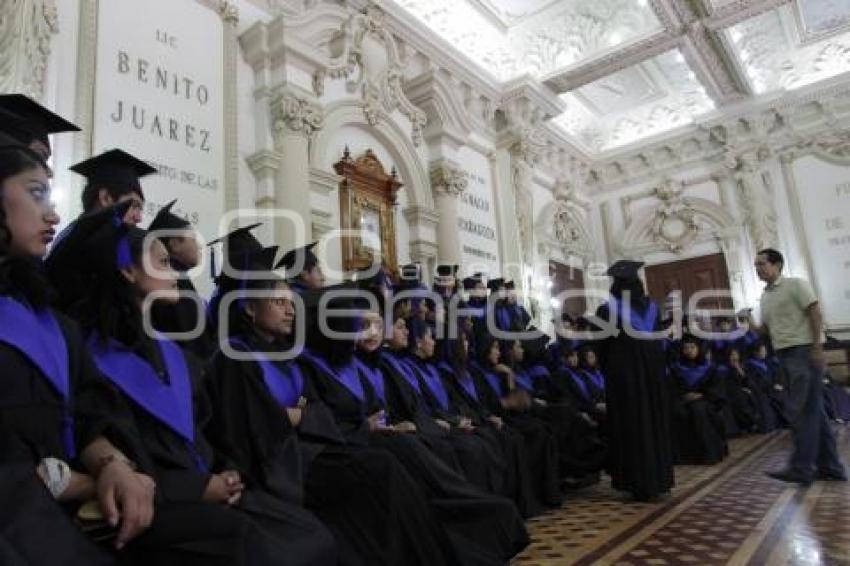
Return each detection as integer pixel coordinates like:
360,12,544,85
649,178,699,253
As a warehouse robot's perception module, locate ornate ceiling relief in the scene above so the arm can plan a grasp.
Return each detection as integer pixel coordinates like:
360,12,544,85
0,0,58,100
324,3,427,145
648,178,699,253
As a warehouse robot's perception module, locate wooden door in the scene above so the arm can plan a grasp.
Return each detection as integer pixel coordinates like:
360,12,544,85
645,253,732,314
550,261,586,318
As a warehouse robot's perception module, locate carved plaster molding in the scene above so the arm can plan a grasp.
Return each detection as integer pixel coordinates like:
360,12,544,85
270,87,324,137
429,160,468,197
0,0,58,100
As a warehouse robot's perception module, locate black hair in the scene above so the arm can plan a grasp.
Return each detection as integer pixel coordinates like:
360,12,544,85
223,275,287,340
305,295,359,365
610,276,646,304
757,248,784,271
73,227,148,349
0,146,54,307
80,182,142,213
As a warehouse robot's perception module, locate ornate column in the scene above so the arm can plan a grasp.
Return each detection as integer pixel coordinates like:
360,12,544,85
269,86,323,247
509,135,540,268
0,0,58,99
218,1,240,212
727,148,779,251
429,159,468,265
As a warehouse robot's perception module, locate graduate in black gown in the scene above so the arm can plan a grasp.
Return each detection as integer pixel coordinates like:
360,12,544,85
277,242,325,295
745,341,791,429
715,347,763,434
203,261,455,566
669,335,729,464
0,146,157,564
52,214,336,565
499,337,605,487
594,260,674,501
147,199,215,360
302,287,529,565
437,331,560,514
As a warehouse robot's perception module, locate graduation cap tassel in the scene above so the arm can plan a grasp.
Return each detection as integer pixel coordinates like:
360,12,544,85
210,248,217,281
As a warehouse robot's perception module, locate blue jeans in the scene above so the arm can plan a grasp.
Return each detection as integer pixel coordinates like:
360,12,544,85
777,345,845,479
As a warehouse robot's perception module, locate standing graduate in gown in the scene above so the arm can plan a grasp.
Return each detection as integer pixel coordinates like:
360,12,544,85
0,146,159,564
52,214,336,565
669,335,729,464
147,199,215,360
594,260,674,501
203,261,456,566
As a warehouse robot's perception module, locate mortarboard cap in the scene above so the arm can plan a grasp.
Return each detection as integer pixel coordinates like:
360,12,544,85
463,273,484,290
487,278,505,293
606,259,644,280
0,94,79,150
435,264,458,277
70,149,155,194
148,199,191,235
276,242,319,276
504,280,516,290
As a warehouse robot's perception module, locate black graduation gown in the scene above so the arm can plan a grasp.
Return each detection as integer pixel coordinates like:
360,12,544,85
88,335,335,566
745,358,791,429
303,352,529,566
150,276,216,361
669,362,729,465
407,356,508,496
823,372,850,421
715,364,762,433
440,363,560,514
595,299,674,501
0,302,123,565
204,336,454,566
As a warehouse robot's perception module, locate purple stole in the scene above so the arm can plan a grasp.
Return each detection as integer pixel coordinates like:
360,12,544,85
495,305,512,330
88,334,207,472
0,297,75,458
439,362,479,402
230,338,303,408
411,360,450,411
381,351,423,395
300,350,365,403
745,358,770,381
673,360,712,389
564,367,591,400
583,368,605,392
608,299,658,332
354,358,385,404
514,370,533,392
471,362,504,397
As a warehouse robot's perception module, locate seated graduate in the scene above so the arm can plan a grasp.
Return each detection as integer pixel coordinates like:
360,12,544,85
669,335,728,465
437,330,560,515
300,285,529,565
277,242,325,295
405,317,518,496
0,94,80,162
578,346,608,427
744,340,791,429
47,150,153,315
733,309,760,353
0,145,155,564
504,281,532,331
472,333,605,489
546,313,583,371
147,199,214,360
51,214,336,566
715,347,764,434
203,257,459,566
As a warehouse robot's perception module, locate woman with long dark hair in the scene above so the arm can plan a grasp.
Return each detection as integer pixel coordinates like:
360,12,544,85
51,214,335,566
594,260,674,501
0,145,156,564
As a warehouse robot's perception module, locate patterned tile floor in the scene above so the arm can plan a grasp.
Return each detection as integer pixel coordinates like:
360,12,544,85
514,426,850,565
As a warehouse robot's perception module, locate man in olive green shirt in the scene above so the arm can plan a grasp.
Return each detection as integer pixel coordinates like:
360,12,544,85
755,249,846,485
